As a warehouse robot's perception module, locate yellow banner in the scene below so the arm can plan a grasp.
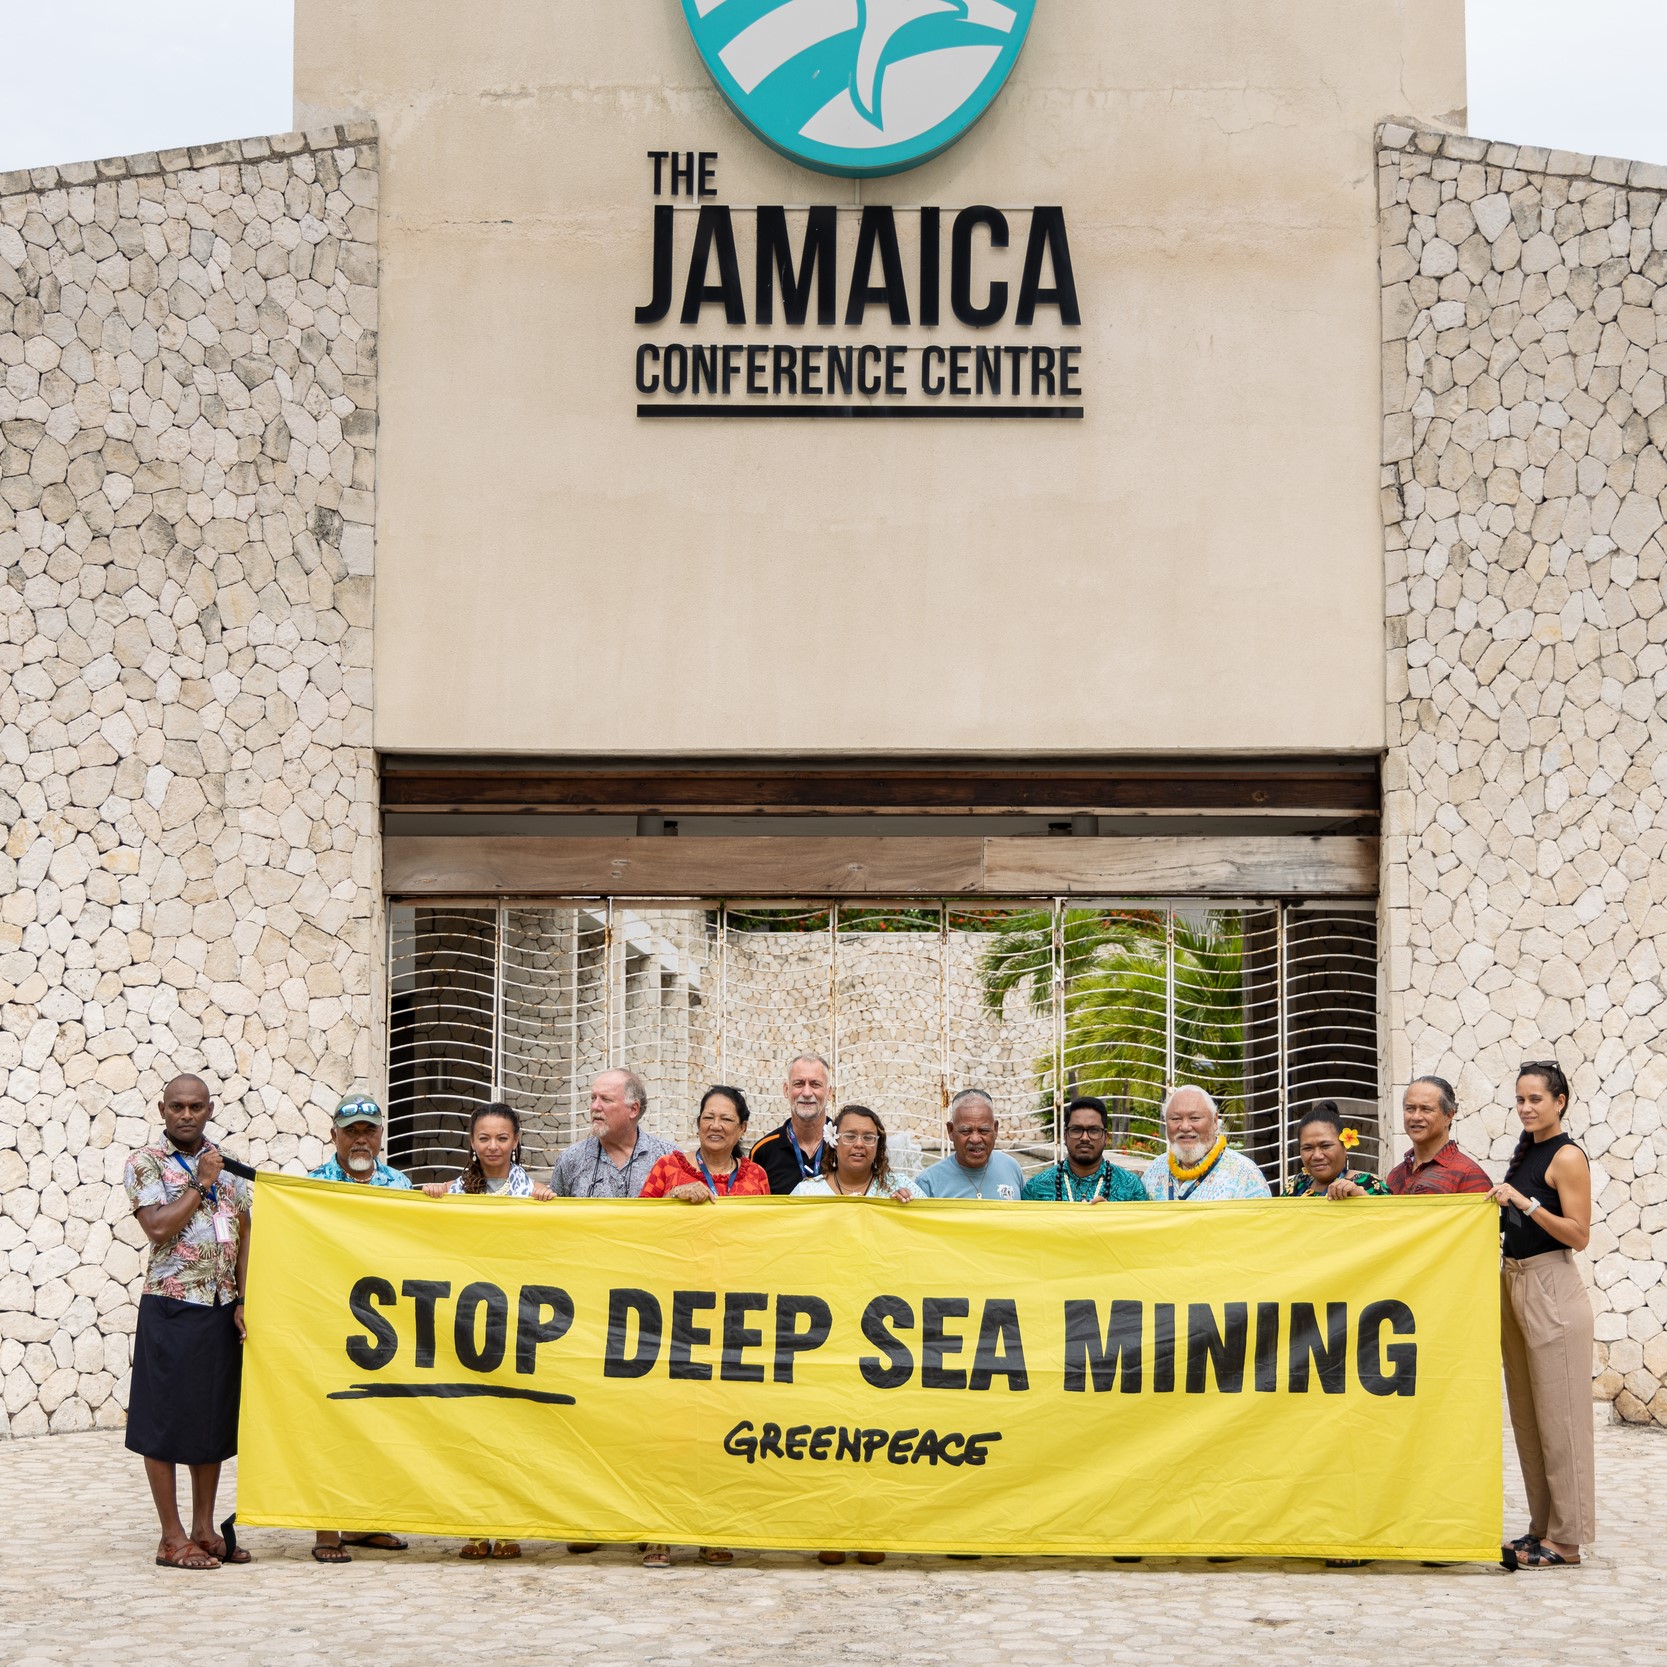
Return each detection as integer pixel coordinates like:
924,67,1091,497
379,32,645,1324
239,1174,1501,1559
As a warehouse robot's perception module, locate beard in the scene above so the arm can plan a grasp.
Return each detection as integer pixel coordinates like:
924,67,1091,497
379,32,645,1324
1170,1134,1212,1164
347,1151,375,1172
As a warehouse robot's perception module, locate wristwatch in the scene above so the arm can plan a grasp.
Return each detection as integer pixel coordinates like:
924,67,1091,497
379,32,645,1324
1522,1197,1542,1217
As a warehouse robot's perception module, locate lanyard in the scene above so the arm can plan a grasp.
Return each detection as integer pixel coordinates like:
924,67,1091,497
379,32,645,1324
786,1128,822,1180
171,1150,216,1206
589,1132,640,1196
697,1155,738,1196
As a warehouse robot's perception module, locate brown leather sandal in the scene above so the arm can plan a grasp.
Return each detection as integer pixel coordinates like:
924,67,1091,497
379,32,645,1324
156,1539,220,1570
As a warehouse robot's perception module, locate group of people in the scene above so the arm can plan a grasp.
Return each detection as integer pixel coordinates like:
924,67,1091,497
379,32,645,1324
122,1052,1594,1574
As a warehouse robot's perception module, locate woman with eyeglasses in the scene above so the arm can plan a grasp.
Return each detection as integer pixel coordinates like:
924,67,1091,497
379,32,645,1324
1491,1061,1594,1570
791,1104,911,1567
792,1104,914,1200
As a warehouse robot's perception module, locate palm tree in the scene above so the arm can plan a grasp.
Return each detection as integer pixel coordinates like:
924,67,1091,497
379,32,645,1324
978,910,1248,1144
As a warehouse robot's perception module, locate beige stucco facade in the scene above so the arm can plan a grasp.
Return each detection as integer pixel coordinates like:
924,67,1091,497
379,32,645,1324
297,0,1465,757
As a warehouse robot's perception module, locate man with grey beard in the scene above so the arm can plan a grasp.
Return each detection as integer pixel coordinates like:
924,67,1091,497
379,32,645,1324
1141,1085,1271,1201
748,1053,835,1194
307,1093,417,1561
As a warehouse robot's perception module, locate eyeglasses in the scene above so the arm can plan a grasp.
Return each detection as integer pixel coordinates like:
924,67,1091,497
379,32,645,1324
1519,1060,1559,1072
836,1132,879,1146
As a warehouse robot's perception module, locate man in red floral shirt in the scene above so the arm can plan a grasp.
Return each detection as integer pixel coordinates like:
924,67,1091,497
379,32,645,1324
1381,1075,1493,1195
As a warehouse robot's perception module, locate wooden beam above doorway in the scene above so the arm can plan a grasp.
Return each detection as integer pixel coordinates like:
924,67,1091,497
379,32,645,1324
379,756,1380,819
384,835,1380,899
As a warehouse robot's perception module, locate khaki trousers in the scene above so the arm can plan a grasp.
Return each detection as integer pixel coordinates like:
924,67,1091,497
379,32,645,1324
1500,1250,1597,1547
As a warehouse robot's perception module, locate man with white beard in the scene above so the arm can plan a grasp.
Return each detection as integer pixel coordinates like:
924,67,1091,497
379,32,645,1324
306,1093,416,1562
1141,1086,1271,1201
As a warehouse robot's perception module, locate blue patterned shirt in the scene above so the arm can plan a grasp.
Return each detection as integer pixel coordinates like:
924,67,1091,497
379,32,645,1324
308,1156,413,1189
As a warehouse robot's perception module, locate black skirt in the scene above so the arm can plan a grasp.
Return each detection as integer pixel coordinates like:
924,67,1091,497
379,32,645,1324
125,1294,243,1464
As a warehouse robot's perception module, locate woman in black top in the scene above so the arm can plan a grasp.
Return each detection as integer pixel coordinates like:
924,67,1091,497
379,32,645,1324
1490,1061,1594,1569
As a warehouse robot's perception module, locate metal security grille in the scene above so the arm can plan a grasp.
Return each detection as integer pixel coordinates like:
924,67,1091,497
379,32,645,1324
387,899,1380,1190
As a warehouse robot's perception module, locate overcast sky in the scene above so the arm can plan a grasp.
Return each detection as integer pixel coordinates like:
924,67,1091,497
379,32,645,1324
0,0,1663,173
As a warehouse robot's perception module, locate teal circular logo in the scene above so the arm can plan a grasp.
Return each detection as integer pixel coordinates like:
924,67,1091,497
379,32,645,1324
683,0,1037,179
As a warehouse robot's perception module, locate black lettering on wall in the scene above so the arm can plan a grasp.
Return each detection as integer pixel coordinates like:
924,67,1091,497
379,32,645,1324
604,1288,663,1379
1015,206,1082,326
346,1276,398,1371
635,205,675,325
951,207,1009,328
919,205,942,327
1289,1302,1349,1394
681,206,746,325
846,208,910,326
1358,1300,1418,1397
755,206,838,326
860,1296,914,1388
1062,1299,1142,1393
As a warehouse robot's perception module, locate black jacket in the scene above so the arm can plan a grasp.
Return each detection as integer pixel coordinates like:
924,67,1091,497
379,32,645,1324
748,1118,829,1196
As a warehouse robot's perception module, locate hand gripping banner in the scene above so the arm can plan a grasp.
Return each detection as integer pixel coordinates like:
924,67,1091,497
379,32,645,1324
238,1175,1502,1559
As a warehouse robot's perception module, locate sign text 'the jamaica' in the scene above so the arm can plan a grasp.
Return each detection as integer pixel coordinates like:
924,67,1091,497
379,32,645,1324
634,151,1083,420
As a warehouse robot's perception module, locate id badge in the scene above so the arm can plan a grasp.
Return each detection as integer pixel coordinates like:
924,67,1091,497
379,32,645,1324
212,1211,236,1245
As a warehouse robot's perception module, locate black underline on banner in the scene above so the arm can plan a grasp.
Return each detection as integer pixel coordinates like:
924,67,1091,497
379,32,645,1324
637,404,1085,420
328,1383,577,1405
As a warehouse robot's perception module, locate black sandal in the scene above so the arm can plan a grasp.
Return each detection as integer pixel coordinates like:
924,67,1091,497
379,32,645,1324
311,1543,352,1563
1516,1544,1579,1568
340,1532,409,1551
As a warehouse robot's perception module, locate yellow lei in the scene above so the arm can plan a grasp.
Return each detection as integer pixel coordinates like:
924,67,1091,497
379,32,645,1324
1168,1132,1228,1182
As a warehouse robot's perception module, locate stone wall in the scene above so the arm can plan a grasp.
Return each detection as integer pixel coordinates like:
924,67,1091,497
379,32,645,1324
0,127,380,1437
1380,122,1667,1425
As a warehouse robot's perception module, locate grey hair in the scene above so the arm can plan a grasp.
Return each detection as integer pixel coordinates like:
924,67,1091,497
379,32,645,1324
603,1067,649,1119
1161,1085,1219,1120
948,1087,996,1119
1410,1075,1457,1117
787,1053,831,1078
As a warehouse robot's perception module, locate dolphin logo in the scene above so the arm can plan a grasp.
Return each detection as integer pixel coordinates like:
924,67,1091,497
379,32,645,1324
852,0,966,130
683,0,1036,179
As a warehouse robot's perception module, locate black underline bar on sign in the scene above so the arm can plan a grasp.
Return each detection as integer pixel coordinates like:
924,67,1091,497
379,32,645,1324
637,404,1085,420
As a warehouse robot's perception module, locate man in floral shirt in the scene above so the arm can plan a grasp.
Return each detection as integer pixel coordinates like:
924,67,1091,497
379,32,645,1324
123,1073,253,1570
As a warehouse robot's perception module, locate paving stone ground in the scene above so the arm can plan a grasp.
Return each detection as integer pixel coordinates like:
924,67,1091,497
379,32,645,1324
1,1419,1663,1666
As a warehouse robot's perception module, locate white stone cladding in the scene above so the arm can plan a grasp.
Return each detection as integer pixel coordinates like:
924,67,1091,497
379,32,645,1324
0,129,380,1437
1380,122,1667,1426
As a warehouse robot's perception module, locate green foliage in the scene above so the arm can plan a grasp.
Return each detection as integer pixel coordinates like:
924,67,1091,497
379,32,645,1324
979,910,1248,1142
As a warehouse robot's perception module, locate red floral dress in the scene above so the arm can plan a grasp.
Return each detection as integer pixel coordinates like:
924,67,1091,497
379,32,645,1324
639,1150,771,1198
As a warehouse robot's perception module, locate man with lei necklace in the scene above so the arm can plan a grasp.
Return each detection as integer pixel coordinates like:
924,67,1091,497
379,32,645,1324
1141,1085,1271,1201
1022,1096,1146,1202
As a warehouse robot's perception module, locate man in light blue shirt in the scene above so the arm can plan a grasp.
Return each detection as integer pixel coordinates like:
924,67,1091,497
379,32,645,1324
308,1094,414,1191
910,1089,1026,1200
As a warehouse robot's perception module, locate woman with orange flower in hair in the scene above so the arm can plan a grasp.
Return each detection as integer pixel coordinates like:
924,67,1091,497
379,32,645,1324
1282,1101,1390,1197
